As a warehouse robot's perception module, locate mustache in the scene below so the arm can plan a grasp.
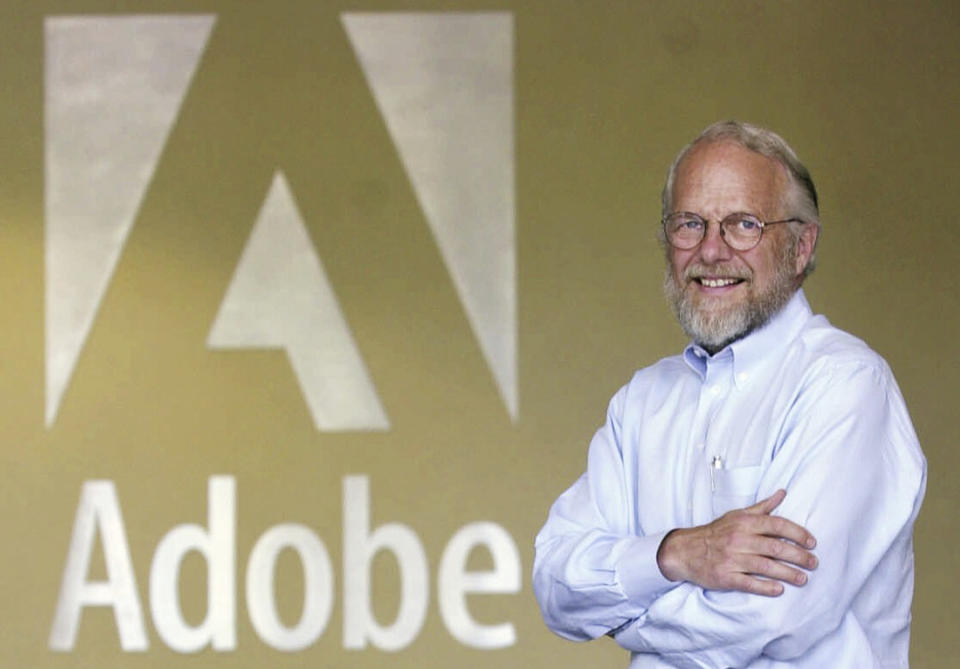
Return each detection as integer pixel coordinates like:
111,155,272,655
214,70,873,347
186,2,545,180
683,263,752,282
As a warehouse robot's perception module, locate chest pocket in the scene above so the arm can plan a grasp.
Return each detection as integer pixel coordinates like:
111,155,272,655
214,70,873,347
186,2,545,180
711,464,763,517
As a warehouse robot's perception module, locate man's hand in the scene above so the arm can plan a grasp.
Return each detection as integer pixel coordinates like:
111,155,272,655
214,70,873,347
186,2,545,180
656,489,818,596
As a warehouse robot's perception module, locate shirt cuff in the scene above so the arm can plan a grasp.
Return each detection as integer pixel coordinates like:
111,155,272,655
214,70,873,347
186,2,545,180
614,530,675,609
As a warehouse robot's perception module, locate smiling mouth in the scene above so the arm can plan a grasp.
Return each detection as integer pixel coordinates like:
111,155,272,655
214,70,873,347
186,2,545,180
696,277,745,288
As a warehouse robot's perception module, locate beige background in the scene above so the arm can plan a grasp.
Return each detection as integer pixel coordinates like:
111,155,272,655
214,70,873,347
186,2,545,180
1,0,957,666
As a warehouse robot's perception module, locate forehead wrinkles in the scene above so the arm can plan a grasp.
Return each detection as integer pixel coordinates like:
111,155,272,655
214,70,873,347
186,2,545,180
672,140,789,218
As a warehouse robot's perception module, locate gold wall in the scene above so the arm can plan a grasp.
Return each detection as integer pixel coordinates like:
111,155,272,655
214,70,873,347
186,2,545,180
1,1,956,667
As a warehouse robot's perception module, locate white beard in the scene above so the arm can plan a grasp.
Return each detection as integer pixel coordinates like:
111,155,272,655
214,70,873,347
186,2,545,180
663,237,798,352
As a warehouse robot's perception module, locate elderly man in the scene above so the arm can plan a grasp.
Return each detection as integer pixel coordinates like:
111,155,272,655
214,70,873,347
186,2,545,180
533,121,926,668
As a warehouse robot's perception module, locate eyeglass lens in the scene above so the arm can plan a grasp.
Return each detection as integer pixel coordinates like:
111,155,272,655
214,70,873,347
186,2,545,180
665,213,763,251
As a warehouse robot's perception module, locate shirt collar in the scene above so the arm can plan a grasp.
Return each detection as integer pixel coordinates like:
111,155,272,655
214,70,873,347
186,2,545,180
683,289,813,388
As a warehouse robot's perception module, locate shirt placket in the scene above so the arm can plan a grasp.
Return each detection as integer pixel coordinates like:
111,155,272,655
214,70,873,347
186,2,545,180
689,353,733,525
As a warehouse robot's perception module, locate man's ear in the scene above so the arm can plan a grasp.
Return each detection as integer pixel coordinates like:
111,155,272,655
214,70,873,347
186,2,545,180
794,222,820,277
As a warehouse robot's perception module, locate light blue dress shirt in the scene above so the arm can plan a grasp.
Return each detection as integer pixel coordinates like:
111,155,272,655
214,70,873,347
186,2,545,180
533,290,926,668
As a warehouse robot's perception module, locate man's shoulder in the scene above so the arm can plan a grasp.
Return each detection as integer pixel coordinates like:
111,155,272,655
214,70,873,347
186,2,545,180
627,352,691,385
793,314,891,378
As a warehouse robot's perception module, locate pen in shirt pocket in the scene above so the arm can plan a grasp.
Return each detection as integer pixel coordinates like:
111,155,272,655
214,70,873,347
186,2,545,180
710,455,723,491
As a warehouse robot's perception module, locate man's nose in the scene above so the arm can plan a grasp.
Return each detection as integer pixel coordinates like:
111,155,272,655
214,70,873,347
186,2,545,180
698,222,733,264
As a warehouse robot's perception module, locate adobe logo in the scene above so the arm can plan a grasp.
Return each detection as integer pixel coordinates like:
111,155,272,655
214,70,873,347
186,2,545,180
45,12,516,431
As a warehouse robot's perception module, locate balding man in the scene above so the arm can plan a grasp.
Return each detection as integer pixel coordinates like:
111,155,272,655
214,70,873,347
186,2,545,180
533,121,926,668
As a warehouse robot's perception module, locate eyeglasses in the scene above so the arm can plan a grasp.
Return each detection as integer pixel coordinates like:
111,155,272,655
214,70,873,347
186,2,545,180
662,212,805,251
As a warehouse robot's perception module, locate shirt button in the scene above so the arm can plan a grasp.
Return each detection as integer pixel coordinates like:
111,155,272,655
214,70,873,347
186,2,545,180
737,372,748,383
709,386,720,395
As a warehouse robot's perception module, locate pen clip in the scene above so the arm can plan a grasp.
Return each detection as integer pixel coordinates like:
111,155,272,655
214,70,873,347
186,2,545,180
710,455,723,492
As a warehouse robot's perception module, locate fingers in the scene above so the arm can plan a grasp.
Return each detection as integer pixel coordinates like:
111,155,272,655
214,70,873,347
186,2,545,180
746,488,786,515
693,550,810,595
708,512,818,592
754,514,817,550
745,553,812,587
718,526,817,586
751,535,819,571
660,493,820,594
728,573,786,598
705,556,796,596
733,496,817,549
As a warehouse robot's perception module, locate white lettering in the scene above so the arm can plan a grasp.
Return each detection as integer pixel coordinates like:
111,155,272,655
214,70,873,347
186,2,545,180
148,476,235,652
51,475,522,654
438,521,521,648
48,480,147,651
246,523,333,651
342,475,428,651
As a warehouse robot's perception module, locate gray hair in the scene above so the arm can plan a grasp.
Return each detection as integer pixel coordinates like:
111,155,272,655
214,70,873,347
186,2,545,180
661,120,820,276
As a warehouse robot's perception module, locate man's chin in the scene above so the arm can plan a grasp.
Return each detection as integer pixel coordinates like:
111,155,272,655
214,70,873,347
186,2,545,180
686,284,747,309
680,301,752,351
688,322,749,352
689,298,729,317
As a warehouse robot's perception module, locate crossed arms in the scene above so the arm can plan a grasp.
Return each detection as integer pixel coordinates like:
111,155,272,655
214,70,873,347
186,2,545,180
533,363,925,667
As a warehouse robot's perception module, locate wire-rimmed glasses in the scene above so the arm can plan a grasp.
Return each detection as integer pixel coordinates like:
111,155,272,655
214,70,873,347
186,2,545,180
662,212,805,251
